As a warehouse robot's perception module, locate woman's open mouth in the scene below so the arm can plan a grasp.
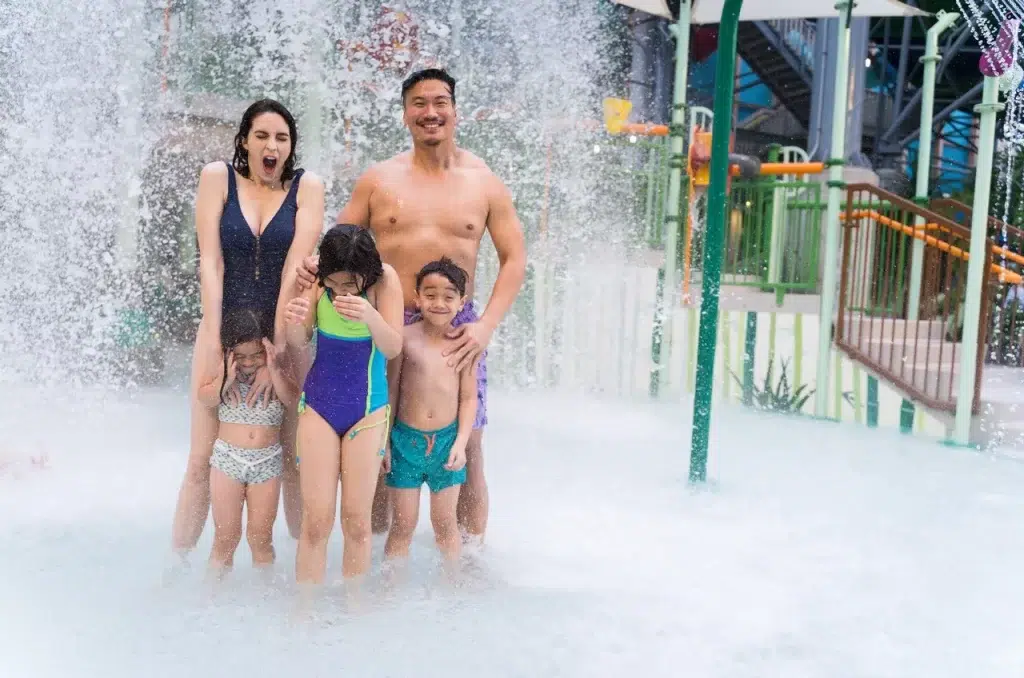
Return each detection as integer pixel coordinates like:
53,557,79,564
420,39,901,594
262,156,278,173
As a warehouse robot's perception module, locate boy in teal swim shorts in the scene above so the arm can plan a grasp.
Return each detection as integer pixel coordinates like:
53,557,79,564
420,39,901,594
383,257,478,570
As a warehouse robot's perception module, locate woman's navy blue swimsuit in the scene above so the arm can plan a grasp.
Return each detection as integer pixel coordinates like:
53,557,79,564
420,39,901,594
220,161,304,319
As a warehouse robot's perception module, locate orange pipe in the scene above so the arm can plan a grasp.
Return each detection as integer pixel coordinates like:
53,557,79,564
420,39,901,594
753,162,824,176
843,209,1023,285
617,122,670,136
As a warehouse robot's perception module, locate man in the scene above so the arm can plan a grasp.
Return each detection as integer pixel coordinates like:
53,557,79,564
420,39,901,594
297,68,526,545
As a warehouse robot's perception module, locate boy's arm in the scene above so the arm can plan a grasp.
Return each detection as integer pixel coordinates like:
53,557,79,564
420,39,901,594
454,359,479,449
386,338,406,424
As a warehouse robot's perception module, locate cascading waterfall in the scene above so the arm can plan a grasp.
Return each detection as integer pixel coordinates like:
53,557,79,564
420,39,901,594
0,0,638,391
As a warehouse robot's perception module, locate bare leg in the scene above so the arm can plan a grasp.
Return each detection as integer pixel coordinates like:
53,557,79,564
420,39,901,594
456,428,488,542
208,468,245,576
279,410,301,540
371,473,390,534
245,476,281,568
171,322,220,554
430,486,462,566
295,407,341,586
339,409,389,580
383,487,421,560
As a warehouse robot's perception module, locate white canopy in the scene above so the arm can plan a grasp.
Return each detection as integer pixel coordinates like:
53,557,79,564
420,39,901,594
610,0,928,23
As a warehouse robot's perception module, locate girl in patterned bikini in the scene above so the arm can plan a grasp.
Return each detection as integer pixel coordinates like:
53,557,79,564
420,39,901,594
196,308,298,579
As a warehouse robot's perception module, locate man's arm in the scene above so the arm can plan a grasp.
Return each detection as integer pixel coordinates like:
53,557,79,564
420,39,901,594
335,168,378,228
480,174,527,332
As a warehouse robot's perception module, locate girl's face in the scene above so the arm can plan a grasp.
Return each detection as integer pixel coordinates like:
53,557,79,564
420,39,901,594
232,340,266,376
324,271,365,298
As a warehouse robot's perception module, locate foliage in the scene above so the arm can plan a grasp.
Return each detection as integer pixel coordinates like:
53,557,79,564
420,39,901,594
732,356,814,414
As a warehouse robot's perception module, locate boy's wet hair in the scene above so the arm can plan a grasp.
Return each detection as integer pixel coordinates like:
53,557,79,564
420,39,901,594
219,308,273,403
401,68,456,107
318,224,384,293
415,257,467,297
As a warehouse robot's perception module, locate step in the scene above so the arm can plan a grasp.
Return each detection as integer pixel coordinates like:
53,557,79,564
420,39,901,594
840,345,962,407
842,317,947,343
844,336,963,371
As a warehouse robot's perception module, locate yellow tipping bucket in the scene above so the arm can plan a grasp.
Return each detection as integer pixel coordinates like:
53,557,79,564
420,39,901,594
602,97,632,135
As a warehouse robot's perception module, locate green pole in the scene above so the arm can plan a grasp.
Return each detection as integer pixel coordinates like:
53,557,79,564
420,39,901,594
651,1,692,397
952,76,1002,445
813,1,855,418
688,0,743,484
906,10,960,322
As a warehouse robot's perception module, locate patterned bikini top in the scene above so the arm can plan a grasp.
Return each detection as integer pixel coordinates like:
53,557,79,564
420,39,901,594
218,382,285,427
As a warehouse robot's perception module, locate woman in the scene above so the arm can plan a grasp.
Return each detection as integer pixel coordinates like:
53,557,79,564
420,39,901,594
283,224,403,589
171,99,325,561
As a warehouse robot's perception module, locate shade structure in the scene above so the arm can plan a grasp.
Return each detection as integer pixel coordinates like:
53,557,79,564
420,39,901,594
691,0,928,23
607,0,678,19
611,0,930,23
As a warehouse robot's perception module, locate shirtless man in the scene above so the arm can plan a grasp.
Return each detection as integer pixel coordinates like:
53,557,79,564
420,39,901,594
297,68,526,544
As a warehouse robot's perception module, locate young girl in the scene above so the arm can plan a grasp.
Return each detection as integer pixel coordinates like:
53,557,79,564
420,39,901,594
285,224,404,590
196,308,298,578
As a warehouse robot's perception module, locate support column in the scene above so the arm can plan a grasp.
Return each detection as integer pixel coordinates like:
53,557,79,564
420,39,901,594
689,0,743,483
649,1,691,397
952,76,1002,446
813,1,854,419
907,11,960,322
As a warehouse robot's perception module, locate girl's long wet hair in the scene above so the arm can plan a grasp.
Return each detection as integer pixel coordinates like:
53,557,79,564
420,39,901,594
317,224,384,294
232,99,299,183
220,308,273,404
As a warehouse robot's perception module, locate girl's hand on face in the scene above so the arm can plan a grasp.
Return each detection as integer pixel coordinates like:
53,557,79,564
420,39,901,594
333,293,374,322
222,352,239,405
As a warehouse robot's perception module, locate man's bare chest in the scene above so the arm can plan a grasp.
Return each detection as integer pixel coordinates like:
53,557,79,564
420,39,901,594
370,182,488,240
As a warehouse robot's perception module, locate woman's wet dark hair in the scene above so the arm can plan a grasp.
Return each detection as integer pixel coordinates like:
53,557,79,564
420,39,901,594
219,308,273,403
232,99,299,182
317,224,384,294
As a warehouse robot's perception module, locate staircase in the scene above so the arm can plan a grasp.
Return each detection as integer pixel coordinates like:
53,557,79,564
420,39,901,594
736,20,815,130
835,184,998,418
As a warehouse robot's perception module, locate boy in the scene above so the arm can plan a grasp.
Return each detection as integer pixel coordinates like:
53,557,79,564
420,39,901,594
383,257,478,570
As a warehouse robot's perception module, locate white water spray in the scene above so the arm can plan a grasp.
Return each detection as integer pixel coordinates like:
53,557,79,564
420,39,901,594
0,0,638,391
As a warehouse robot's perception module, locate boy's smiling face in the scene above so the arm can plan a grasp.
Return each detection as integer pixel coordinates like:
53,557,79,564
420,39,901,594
415,272,466,328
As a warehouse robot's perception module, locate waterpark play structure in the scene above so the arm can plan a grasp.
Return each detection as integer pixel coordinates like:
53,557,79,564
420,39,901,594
600,0,1024,481
129,1,1024,477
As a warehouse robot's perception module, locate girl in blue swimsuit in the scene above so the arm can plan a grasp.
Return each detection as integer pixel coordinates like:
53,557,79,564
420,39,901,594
284,224,404,589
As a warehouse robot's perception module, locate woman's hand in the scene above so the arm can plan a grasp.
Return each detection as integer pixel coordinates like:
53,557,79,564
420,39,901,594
333,293,376,323
285,296,311,325
246,366,275,408
262,338,279,370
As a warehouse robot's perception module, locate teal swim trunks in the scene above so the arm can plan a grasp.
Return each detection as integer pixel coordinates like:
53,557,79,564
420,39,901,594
386,419,466,493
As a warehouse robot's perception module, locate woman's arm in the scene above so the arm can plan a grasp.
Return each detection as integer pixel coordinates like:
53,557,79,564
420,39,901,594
365,264,405,359
269,362,299,409
285,284,320,349
195,162,229,335
275,172,325,341
196,358,228,408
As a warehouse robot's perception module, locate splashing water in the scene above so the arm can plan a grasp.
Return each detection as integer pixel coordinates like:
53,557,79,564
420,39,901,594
956,2,1024,353
0,0,639,391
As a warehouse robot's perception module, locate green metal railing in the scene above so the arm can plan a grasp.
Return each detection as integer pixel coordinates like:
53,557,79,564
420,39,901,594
679,176,823,297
